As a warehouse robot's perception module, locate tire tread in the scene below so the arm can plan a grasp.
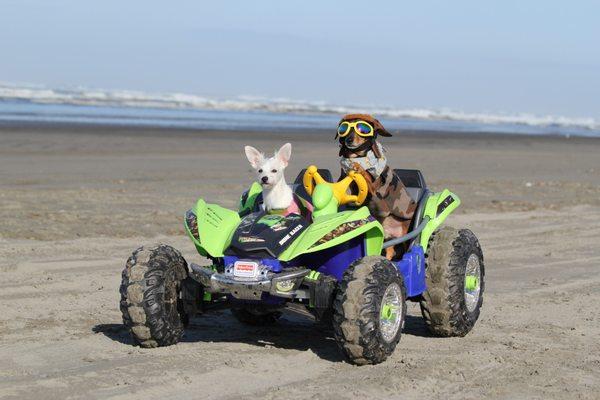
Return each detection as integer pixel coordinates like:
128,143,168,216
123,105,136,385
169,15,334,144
119,244,188,347
332,256,407,365
420,227,484,337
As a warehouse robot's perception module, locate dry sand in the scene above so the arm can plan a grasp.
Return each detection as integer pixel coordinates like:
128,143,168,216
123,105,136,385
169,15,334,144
1,124,599,399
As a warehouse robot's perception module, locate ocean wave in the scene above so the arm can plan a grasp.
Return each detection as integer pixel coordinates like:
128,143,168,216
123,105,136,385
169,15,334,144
1,82,598,131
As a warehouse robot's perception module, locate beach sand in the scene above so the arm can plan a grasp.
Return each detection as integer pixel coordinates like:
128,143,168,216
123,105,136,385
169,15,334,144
1,124,599,399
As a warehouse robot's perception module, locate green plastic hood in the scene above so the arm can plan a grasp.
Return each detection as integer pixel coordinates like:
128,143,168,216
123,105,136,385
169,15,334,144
185,198,241,257
278,206,384,261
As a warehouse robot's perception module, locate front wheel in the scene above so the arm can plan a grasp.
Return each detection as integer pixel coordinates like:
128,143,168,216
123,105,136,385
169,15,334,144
332,256,407,365
420,227,485,337
119,244,188,347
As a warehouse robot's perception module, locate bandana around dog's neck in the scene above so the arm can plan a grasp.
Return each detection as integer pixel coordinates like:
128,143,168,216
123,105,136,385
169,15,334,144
340,142,387,178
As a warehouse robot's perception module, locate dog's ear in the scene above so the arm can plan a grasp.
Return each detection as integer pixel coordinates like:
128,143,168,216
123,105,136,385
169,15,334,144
276,143,292,167
244,146,264,169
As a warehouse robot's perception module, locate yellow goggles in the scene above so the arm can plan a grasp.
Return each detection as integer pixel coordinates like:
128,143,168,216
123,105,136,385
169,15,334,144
337,120,374,137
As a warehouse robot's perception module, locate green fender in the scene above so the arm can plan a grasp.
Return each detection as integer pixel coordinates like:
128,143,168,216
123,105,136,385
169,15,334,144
184,198,241,257
419,189,461,251
278,206,384,262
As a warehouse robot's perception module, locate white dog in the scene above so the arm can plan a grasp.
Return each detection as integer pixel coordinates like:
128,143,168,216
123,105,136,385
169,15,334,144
244,143,297,214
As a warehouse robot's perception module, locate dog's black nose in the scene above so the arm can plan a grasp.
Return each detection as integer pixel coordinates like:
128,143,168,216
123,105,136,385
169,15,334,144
261,176,268,183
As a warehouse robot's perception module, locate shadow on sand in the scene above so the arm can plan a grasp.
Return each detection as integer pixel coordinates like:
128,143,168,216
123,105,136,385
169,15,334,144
403,314,436,338
93,310,433,362
93,311,343,362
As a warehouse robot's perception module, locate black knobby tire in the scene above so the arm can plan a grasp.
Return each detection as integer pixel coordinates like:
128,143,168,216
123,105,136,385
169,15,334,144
120,244,189,347
420,227,485,337
332,256,407,365
230,307,282,326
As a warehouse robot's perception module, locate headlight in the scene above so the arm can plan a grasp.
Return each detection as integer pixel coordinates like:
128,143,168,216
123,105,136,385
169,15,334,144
185,210,199,239
275,279,295,293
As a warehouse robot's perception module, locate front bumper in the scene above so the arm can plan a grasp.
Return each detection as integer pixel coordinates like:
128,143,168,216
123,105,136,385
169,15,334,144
189,263,310,301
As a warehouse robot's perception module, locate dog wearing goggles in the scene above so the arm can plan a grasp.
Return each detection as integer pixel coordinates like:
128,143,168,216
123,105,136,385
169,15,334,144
336,114,416,260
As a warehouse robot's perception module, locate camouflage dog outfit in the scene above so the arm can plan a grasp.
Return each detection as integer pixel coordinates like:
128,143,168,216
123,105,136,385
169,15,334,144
337,114,416,236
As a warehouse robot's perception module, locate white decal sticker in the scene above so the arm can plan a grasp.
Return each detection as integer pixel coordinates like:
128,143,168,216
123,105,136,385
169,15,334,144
278,224,303,246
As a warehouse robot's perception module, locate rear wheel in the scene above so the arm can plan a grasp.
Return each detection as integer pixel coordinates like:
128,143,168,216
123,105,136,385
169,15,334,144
420,227,484,336
332,256,406,365
120,244,188,347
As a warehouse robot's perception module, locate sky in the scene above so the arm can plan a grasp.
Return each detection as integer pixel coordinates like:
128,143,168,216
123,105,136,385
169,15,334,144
1,0,599,118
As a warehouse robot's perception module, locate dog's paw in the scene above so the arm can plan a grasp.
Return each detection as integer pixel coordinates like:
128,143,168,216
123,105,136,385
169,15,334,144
351,163,375,192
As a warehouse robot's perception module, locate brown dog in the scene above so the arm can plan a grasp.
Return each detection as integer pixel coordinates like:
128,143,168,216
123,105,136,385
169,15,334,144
336,114,417,260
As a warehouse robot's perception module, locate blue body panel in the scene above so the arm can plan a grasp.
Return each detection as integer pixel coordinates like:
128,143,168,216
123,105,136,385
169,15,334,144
395,245,427,297
223,237,364,281
304,236,364,281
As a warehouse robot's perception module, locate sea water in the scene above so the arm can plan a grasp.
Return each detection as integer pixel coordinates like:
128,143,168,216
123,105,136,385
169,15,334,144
1,84,598,137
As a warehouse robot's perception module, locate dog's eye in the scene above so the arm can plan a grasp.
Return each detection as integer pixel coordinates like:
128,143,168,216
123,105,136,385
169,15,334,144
258,169,263,173
271,169,277,173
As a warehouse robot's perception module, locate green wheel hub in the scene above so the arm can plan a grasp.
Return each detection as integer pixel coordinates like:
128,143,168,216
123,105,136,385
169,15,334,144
465,275,479,292
379,283,403,342
381,304,394,320
464,254,482,313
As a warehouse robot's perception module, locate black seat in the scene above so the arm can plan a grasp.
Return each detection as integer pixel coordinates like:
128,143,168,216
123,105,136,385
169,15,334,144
390,169,429,247
393,169,427,202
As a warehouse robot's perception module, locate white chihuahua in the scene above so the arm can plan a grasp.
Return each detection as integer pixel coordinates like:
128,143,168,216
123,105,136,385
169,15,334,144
244,143,294,212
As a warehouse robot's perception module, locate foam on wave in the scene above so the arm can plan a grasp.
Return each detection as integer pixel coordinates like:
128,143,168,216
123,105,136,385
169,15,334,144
1,82,597,131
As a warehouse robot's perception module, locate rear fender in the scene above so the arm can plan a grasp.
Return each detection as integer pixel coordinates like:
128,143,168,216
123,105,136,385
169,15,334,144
419,189,460,251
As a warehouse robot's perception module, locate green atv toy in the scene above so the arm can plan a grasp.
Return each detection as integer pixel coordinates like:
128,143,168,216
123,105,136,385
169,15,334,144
120,166,484,365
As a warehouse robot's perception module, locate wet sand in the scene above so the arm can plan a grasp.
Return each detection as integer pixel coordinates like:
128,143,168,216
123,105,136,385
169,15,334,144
1,124,599,399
